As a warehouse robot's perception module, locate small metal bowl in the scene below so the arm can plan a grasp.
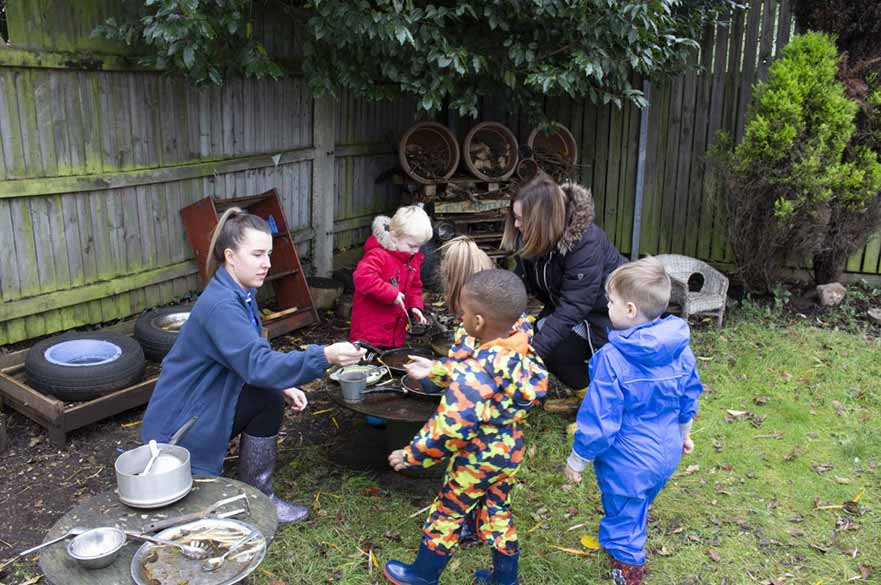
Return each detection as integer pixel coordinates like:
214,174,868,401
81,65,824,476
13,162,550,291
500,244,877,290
66,527,126,570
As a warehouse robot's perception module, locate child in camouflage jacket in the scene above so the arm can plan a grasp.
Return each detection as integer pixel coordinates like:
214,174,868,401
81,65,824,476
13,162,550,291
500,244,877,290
384,269,548,585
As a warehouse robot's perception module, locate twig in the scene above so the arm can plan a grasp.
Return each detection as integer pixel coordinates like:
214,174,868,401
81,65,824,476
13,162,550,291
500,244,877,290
80,465,105,482
408,504,432,519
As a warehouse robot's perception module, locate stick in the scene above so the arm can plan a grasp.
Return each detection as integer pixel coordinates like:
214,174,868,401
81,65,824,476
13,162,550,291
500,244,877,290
408,504,432,519
262,306,299,321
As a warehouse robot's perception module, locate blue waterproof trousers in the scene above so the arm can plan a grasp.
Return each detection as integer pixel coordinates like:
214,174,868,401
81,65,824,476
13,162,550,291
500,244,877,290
599,481,666,566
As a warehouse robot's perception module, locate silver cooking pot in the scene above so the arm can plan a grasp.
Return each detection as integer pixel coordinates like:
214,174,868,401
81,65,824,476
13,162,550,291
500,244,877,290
114,417,197,509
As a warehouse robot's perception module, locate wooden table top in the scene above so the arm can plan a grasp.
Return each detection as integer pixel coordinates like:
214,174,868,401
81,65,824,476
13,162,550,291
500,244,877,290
38,477,277,585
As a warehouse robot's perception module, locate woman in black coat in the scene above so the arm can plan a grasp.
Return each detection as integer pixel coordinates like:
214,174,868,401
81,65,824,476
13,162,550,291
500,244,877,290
501,174,626,389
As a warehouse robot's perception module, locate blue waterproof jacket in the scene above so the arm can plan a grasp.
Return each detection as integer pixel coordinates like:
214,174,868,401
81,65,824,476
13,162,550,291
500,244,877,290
142,266,329,476
570,316,702,497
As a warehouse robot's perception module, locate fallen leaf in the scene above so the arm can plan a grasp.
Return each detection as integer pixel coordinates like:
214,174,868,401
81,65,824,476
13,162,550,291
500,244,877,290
859,565,873,580
656,546,673,557
29,436,42,448
753,396,770,405
680,464,700,476
784,446,805,462
832,400,844,416
726,409,749,418
811,463,834,475
383,530,402,542
550,545,593,557
708,548,721,562
809,543,830,554
527,445,536,458
788,529,804,537
835,476,852,485
580,534,601,551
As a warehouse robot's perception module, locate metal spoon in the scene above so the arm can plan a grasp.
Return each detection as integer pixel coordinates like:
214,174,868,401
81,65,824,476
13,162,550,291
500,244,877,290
200,530,260,572
124,531,208,559
14,527,87,558
140,439,161,475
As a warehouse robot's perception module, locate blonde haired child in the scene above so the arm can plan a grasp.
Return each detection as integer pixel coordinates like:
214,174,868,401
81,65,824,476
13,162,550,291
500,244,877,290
564,256,702,585
350,205,433,348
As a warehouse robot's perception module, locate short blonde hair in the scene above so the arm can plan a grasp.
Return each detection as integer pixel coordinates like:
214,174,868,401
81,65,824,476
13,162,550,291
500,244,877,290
606,257,671,320
389,205,433,244
439,236,495,315
500,173,566,258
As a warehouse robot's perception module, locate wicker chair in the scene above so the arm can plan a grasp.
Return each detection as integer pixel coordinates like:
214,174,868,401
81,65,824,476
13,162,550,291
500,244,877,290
656,254,729,327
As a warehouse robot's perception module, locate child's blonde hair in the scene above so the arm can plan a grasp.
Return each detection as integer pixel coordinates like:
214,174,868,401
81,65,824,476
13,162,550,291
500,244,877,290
389,205,433,244
440,236,494,315
606,256,671,320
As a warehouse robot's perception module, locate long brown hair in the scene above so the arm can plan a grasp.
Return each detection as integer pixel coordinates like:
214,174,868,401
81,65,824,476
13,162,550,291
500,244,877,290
206,207,272,276
439,236,494,315
500,173,567,258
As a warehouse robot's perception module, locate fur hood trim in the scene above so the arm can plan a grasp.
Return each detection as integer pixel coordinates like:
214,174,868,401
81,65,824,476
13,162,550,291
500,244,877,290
557,182,595,254
372,215,396,251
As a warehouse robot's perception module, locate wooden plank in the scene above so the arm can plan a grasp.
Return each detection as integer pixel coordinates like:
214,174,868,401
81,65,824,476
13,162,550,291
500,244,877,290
756,0,776,83
685,25,715,258
776,0,793,55
736,0,763,143
603,104,625,245
592,105,611,227
312,95,336,276
659,76,685,253
33,70,59,176
77,72,104,175
0,260,199,322
639,79,666,256
0,146,318,198
861,231,881,275
700,17,730,260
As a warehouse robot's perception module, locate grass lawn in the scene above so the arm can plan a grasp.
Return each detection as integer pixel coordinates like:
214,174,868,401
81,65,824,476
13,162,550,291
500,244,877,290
260,303,881,584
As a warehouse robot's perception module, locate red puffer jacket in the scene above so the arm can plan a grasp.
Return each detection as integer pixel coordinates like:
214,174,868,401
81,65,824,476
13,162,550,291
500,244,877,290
350,216,424,348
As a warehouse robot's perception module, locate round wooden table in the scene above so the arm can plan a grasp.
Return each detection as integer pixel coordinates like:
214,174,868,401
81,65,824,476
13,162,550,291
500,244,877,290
324,379,439,423
38,477,277,585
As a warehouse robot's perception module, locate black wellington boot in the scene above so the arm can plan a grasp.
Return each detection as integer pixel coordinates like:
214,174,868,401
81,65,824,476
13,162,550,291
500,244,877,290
237,433,309,525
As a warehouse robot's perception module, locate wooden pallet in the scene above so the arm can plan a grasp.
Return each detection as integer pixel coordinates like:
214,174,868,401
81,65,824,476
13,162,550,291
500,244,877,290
0,322,158,446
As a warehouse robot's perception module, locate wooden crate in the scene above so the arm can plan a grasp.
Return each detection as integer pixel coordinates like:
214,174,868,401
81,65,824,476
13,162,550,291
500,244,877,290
0,323,158,446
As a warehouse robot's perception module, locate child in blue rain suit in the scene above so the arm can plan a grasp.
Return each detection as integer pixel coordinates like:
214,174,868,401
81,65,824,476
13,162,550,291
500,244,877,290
564,257,703,585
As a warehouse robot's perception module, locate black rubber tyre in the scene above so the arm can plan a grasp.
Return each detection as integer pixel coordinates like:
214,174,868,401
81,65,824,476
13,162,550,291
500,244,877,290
134,304,192,362
25,332,146,402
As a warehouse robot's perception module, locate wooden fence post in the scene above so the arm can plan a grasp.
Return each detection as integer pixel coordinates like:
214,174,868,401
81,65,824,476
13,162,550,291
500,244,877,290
311,95,337,277
0,398,7,453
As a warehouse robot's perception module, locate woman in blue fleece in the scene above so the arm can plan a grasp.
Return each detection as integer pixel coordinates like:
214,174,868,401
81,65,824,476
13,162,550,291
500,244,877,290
564,257,703,585
142,208,364,524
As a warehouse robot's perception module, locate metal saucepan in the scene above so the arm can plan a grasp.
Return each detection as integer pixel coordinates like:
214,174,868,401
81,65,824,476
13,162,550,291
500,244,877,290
353,340,437,375
115,416,198,509
429,330,454,357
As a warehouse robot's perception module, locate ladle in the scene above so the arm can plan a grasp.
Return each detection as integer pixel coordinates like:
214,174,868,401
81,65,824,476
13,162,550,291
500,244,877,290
200,530,260,572
14,527,87,558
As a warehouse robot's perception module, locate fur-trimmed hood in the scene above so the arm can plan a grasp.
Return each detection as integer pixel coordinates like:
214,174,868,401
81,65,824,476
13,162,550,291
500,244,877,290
558,182,596,254
372,215,396,251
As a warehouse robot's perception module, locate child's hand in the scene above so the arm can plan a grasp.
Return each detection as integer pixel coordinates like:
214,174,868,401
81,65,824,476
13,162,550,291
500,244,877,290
564,464,582,485
395,292,406,308
683,434,695,455
403,355,434,380
388,449,407,471
411,307,428,325
282,387,308,411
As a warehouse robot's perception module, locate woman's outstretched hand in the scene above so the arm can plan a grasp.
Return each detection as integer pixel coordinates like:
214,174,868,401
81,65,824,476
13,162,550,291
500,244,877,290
282,387,308,411
324,342,366,366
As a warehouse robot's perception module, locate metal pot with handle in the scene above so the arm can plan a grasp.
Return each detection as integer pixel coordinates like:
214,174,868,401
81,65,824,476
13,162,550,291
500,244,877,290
114,416,198,509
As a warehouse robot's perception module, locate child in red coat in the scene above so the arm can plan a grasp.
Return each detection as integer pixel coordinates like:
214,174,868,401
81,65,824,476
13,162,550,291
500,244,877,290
350,205,433,348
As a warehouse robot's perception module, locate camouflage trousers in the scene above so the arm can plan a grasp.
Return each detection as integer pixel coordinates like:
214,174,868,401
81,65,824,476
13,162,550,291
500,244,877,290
421,454,521,555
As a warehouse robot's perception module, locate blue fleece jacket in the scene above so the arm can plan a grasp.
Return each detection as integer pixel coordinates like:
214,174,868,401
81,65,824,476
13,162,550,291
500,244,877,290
141,266,329,476
568,316,702,497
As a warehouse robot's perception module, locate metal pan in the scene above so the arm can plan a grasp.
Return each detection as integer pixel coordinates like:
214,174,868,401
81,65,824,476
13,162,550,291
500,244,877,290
352,341,437,375
401,374,444,398
429,330,454,357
